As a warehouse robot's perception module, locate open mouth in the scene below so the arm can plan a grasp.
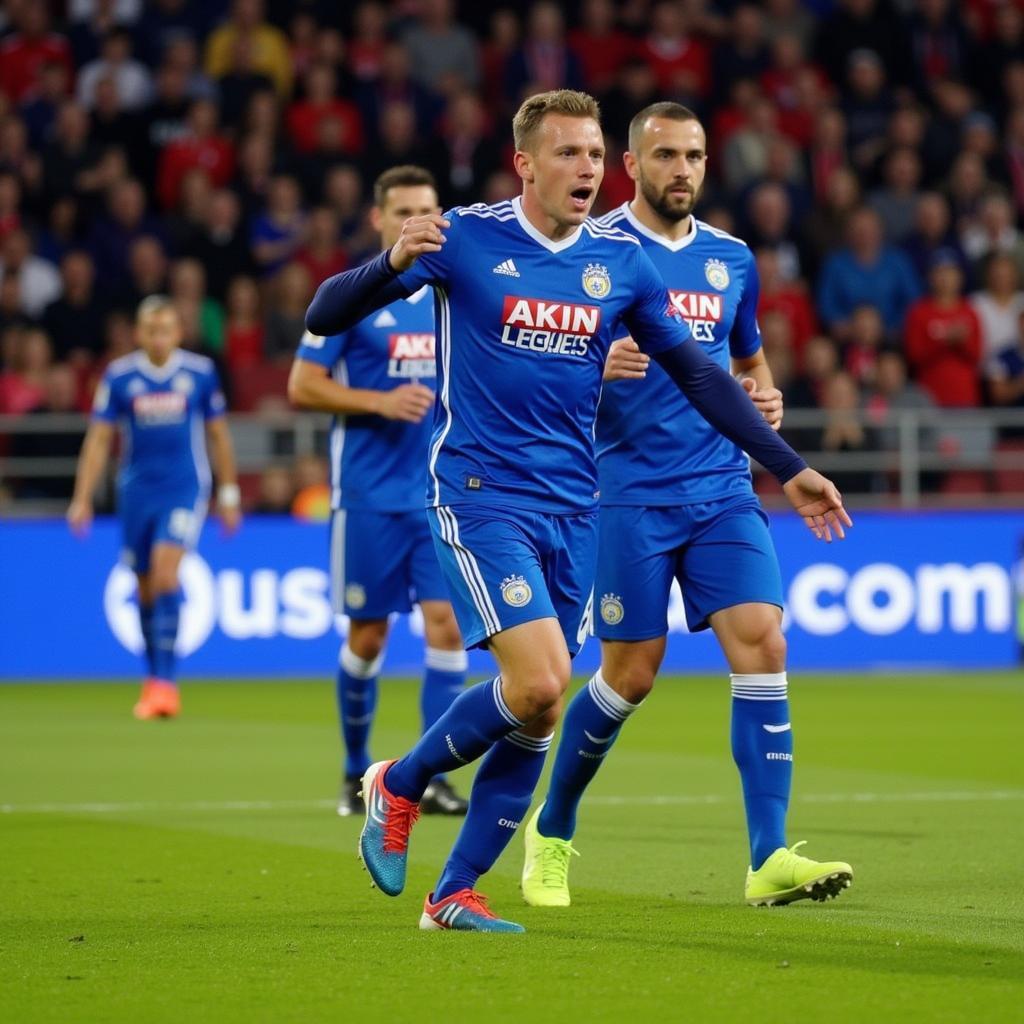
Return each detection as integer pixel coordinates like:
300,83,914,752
570,187,593,210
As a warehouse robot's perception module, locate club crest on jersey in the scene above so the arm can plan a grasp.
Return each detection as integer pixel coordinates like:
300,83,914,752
582,262,611,299
704,258,730,291
345,583,367,610
500,574,532,607
172,372,194,394
600,593,624,625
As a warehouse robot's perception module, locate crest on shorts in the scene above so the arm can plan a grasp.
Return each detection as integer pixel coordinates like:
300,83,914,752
345,583,367,610
172,373,194,394
582,262,611,299
501,574,533,607
704,258,729,291
600,593,624,626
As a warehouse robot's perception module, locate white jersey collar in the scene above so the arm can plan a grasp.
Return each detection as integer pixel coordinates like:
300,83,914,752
512,196,584,253
621,202,698,252
135,350,182,381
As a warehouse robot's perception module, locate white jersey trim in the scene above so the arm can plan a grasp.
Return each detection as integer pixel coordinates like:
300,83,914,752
615,202,699,252
428,286,453,507
511,196,583,253
330,358,349,508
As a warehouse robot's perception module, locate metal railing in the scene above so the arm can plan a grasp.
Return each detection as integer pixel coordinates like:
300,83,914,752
2,408,1024,515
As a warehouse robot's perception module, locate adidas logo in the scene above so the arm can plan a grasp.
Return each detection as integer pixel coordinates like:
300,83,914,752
492,259,520,277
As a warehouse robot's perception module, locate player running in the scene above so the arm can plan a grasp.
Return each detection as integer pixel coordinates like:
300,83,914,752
305,90,850,933
67,297,240,719
288,166,469,819
522,103,853,910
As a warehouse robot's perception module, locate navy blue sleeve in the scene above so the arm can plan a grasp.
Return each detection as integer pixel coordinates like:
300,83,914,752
652,342,808,484
304,251,412,336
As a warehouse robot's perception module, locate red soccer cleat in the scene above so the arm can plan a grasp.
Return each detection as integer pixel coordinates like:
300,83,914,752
133,679,181,720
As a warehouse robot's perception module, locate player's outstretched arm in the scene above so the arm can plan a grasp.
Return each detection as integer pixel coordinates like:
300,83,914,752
206,417,242,534
67,420,114,536
304,214,450,336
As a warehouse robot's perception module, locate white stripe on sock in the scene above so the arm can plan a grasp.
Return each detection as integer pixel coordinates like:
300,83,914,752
588,669,642,722
424,646,468,673
504,730,553,753
730,672,788,701
339,644,384,679
491,677,523,728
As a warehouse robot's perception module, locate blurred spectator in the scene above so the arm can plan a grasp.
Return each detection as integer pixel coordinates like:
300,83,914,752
986,309,1024,412
0,327,51,414
253,463,295,513
0,5,74,104
156,99,235,210
568,0,634,97
357,41,437,146
962,112,1009,188
841,49,894,173
88,178,163,290
296,206,348,288
945,152,990,237
815,0,908,89
224,274,264,375
403,0,481,97
204,0,293,99
864,349,939,456
348,2,389,84
19,60,71,151
481,10,521,108
818,370,876,493
973,3,1024,111
817,205,920,339
185,188,253,301
290,453,330,521
135,0,214,67
217,34,275,128
89,79,139,159
505,2,584,104
169,258,224,354
902,190,971,285
843,303,886,387
251,174,305,277
905,251,983,407
287,64,364,157
1004,106,1024,218
905,0,971,95
0,171,22,244
924,78,977,178
961,192,1024,279
481,169,520,205
746,183,802,282
42,251,108,362
602,58,660,146
756,246,818,359
428,91,498,207
117,235,169,311
763,0,816,50
867,147,924,243
0,229,62,318
786,334,839,411
637,1,709,100
713,4,770,98
42,102,100,203
360,102,432,188
972,252,1024,361
722,96,780,193
77,27,153,111
264,262,312,361
801,166,862,277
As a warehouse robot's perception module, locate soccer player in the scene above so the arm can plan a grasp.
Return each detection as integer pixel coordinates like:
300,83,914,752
521,103,853,909
288,166,469,818
67,297,240,719
305,89,850,933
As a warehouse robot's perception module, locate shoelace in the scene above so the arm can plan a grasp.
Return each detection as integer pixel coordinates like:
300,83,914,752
382,797,420,854
540,840,580,886
457,890,496,919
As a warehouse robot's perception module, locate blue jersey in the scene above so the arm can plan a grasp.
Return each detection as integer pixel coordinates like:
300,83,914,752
92,349,225,495
297,287,435,512
595,204,762,506
395,197,689,515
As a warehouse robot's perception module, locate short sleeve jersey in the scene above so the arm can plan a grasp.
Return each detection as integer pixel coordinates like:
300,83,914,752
395,196,689,514
92,350,226,495
595,204,763,506
296,287,436,511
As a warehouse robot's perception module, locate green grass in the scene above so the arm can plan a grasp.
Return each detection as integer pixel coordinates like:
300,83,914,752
1,673,1022,1023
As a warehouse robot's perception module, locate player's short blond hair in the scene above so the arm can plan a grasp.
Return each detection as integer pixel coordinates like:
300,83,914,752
512,90,601,152
136,294,178,322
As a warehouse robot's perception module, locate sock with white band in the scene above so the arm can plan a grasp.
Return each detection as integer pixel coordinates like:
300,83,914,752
421,646,467,733
336,643,383,779
538,670,642,841
730,672,792,870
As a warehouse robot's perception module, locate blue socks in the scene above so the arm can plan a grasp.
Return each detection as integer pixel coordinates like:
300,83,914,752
421,646,467,731
538,670,640,840
434,730,553,900
138,602,156,677
386,676,521,802
152,591,181,682
337,643,382,779
731,672,792,870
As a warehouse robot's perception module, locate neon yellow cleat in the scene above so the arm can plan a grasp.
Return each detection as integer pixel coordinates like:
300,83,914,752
521,804,579,908
745,841,853,907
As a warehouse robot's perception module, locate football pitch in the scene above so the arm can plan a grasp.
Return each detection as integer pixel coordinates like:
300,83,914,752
2,673,1021,1023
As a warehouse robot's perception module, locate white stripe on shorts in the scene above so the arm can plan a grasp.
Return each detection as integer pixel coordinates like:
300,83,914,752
436,506,501,636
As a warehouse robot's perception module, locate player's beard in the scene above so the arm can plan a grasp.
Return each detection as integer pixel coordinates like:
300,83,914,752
640,173,699,224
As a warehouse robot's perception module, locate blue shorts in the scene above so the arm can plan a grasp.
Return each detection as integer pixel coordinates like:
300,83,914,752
119,489,206,574
594,494,783,640
427,505,598,655
330,508,450,619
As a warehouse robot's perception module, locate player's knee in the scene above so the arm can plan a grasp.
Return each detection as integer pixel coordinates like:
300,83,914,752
607,666,655,704
423,614,462,651
347,621,388,661
741,618,786,673
151,567,179,595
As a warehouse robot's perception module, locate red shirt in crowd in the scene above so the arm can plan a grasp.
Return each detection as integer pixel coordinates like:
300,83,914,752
296,246,349,288
639,34,710,96
568,28,635,94
904,298,983,407
0,32,73,102
157,136,235,210
226,323,265,376
758,287,819,361
286,99,364,155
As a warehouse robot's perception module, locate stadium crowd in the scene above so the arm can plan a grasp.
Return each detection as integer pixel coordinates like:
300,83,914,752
2,0,1024,504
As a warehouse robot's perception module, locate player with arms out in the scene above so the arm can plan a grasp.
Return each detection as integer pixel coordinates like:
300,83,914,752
288,166,469,818
67,297,240,719
305,90,850,933
522,103,853,910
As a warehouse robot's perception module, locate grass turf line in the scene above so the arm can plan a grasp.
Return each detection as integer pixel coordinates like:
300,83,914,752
1,674,1022,1023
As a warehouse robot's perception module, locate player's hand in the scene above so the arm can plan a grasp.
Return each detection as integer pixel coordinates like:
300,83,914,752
218,504,242,535
740,377,784,430
66,498,93,537
782,468,853,542
603,338,650,381
378,383,435,422
388,214,450,272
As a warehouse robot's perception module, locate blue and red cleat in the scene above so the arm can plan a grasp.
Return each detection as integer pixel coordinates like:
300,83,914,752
419,889,525,933
358,760,421,896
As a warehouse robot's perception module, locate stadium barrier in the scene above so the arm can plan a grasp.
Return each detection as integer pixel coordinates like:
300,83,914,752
1,511,1020,678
